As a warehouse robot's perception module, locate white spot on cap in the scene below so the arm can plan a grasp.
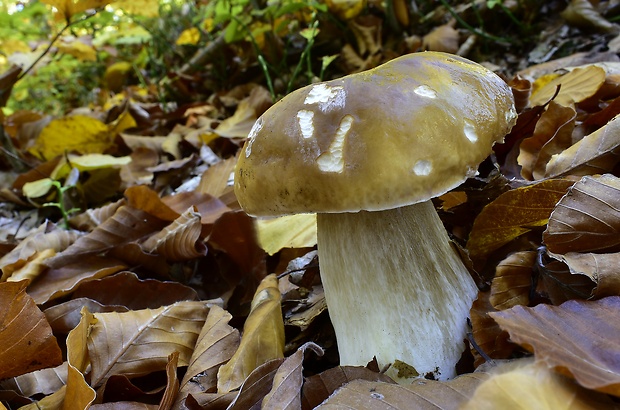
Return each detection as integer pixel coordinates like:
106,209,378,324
414,85,437,98
506,106,517,123
317,115,354,173
297,110,315,139
463,121,478,143
413,160,432,176
245,118,263,157
304,83,346,112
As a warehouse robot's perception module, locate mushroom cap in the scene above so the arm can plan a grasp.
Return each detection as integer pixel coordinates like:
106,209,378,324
235,51,517,216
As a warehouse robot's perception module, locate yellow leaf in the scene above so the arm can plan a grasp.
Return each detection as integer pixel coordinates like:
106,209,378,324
112,0,159,17
41,0,115,19
51,153,131,180
256,214,317,255
530,66,606,107
462,360,605,410
104,61,133,92
176,28,201,46
30,115,113,160
57,38,97,62
217,274,285,393
22,177,55,198
324,0,366,20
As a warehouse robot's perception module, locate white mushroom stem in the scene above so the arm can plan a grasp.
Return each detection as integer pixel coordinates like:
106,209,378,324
317,200,478,381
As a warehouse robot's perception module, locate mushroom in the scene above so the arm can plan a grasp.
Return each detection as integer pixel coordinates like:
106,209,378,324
234,52,517,380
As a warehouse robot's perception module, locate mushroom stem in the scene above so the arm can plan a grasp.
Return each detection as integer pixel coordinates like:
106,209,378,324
317,200,478,380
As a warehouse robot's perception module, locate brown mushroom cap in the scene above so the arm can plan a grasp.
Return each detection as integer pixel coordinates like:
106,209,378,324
235,51,517,216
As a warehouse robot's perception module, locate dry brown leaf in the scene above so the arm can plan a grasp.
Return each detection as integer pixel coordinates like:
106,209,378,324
529,65,606,107
508,75,532,113
72,271,198,310
159,352,180,410
553,252,620,297
162,191,230,226
422,23,459,54
0,363,67,397
175,305,240,408
69,198,125,232
88,301,211,388
561,0,618,33
119,147,159,186
469,292,515,367
537,258,595,304
544,174,620,254
0,221,81,280
490,297,620,396
466,179,574,265
490,251,535,310
141,207,207,261
545,114,620,178
262,342,324,410
217,274,285,393
7,248,56,283
43,205,167,269
124,185,180,222
63,307,97,409
316,374,488,410
226,358,285,410
197,156,236,198
45,297,128,334
462,359,613,410
27,254,126,305
0,280,62,379
517,101,576,180
301,366,395,410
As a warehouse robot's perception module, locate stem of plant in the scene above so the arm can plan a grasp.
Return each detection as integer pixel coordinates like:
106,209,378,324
43,180,80,230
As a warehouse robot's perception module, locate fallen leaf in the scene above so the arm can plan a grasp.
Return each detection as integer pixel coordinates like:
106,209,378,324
0,362,67,397
561,0,618,33
552,252,620,297
529,65,606,107
466,179,574,265
462,359,613,410
88,300,211,387
316,374,488,410
545,114,620,178
0,281,63,379
159,352,180,410
490,297,620,396
217,274,285,393
544,174,620,254
226,358,285,410
262,342,324,410
469,292,515,367
63,307,97,409
256,214,317,255
490,251,535,310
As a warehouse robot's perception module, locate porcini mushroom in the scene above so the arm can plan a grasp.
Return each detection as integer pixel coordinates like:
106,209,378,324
234,52,517,380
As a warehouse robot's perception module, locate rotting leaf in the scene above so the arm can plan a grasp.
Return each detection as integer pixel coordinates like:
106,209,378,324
490,297,620,396
466,179,574,266
217,274,285,393
0,281,63,379
544,174,620,254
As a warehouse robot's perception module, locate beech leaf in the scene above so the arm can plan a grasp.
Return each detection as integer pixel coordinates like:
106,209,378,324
217,274,285,393
490,297,620,396
529,65,606,107
544,174,620,254
490,251,535,310
466,179,574,264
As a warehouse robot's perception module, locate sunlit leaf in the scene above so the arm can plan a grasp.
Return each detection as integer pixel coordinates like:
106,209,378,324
22,177,55,198
256,214,317,255
529,65,606,107
56,37,97,61
176,27,201,46
112,0,160,17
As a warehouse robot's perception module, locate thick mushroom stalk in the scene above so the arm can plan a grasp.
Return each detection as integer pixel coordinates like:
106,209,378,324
317,201,477,380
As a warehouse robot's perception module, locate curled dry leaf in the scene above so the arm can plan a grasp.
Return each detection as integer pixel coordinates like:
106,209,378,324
462,359,613,410
175,305,240,407
545,114,620,178
316,374,488,410
490,251,535,310
469,292,515,367
159,352,180,410
69,198,125,232
466,179,574,266
44,297,128,334
302,366,395,410
517,101,576,180
7,248,55,283
529,65,606,107
0,362,67,397
63,307,97,409
0,280,63,379
508,75,531,113
561,0,618,33
552,252,620,297
141,207,207,262
217,274,285,393
490,297,620,396
262,342,324,410
87,300,211,388
226,358,285,410
544,174,620,254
